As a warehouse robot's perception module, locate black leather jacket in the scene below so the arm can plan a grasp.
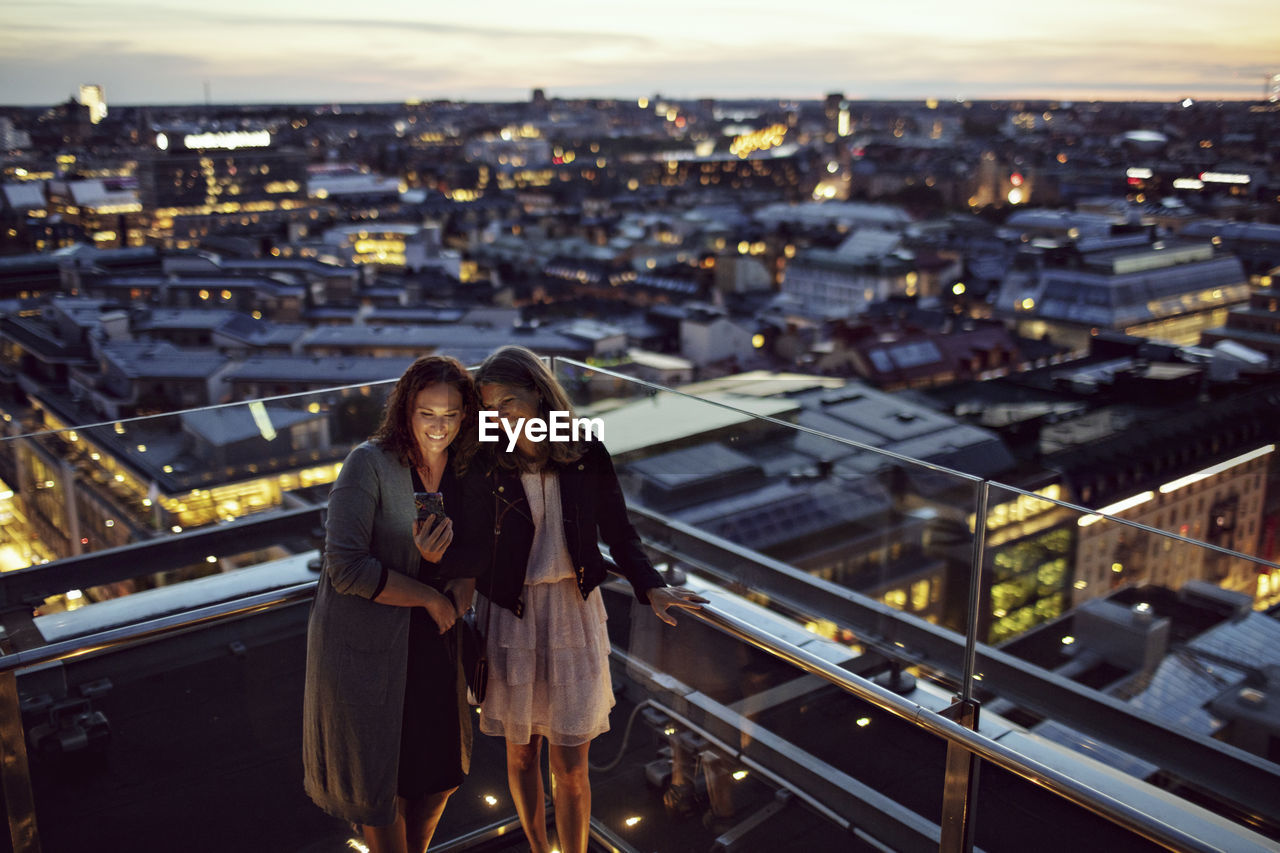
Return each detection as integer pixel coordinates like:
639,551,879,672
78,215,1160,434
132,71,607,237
480,440,665,617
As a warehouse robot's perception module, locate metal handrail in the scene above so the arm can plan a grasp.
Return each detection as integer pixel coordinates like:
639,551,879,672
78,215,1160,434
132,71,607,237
0,581,317,673
0,578,1264,852
631,501,1280,827
686,604,1226,853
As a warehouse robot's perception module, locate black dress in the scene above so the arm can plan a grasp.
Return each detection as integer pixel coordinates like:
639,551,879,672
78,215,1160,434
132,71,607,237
396,466,466,798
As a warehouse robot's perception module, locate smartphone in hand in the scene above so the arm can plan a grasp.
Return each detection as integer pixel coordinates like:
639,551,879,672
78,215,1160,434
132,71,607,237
414,491,446,522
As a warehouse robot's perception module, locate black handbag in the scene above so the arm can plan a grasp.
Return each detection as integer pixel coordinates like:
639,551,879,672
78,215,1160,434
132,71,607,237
458,486,512,705
459,605,489,705
461,478,529,705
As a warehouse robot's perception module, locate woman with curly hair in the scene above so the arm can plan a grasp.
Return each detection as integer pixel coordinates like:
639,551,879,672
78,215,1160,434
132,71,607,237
303,354,487,852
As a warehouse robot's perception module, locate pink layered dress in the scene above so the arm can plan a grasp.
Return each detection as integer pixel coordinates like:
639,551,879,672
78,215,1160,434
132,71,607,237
478,469,613,746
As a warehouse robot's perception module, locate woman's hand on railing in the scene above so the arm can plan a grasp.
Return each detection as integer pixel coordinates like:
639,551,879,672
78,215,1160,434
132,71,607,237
648,586,709,626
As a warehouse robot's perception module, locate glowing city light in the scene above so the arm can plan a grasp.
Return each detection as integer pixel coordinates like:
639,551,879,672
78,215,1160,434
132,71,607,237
183,130,271,150
1078,491,1154,526
1200,171,1250,185
1158,445,1274,494
728,124,787,158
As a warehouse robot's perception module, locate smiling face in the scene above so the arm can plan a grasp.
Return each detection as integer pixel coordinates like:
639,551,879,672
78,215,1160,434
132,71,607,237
410,382,464,462
480,381,542,456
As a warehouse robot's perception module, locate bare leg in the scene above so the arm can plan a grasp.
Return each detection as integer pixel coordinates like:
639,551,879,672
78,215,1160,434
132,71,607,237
548,742,592,853
506,737,552,853
361,800,409,853
404,787,457,853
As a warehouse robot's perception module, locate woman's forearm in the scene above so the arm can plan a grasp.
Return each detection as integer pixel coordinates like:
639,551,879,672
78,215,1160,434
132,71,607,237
445,577,476,613
373,569,450,609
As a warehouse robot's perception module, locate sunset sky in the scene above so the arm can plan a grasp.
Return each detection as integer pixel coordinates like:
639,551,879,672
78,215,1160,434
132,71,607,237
2,0,1277,106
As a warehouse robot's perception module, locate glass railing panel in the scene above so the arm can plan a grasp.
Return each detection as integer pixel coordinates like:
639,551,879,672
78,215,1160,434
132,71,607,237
597,575,1175,852
11,594,527,852
595,575,940,851
5,365,1277,851
0,380,397,619
977,481,1280,845
550,357,987,690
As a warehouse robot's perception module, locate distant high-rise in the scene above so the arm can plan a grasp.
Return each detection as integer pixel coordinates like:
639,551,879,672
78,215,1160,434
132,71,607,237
1269,73,1280,102
78,84,107,124
136,127,308,246
823,92,850,142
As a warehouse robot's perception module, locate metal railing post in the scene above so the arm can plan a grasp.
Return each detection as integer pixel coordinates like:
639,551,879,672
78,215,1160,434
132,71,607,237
939,480,989,853
960,482,990,702
938,698,981,853
0,649,39,853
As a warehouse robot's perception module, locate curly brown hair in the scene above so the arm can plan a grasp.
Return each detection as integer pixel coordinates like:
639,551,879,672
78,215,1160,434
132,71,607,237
371,354,480,473
475,345,587,471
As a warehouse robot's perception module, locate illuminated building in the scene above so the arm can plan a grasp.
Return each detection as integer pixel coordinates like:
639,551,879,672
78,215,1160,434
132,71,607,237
155,253,360,308
136,128,309,247
1201,289,1280,358
1,184,50,254
781,232,917,316
5,395,345,562
320,223,441,270
78,84,107,125
46,178,145,248
978,483,1075,643
921,329,1280,639
1176,219,1280,279
307,166,401,205
822,92,845,143
997,240,1251,351
1070,440,1272,604
464,129,551,171
0,298,99,405
633,148,807,197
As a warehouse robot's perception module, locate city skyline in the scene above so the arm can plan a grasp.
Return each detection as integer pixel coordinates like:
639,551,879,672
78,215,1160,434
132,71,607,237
2,0,1278,107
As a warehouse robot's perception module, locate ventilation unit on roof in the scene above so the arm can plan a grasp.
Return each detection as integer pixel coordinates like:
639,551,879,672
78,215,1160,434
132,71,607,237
819,388,864,406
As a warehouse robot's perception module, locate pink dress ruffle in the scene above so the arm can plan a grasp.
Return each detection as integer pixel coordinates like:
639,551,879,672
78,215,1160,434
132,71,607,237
479,580,612,746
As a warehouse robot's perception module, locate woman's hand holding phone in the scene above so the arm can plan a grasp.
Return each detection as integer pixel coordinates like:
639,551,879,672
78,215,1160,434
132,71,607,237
414,513,453,563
